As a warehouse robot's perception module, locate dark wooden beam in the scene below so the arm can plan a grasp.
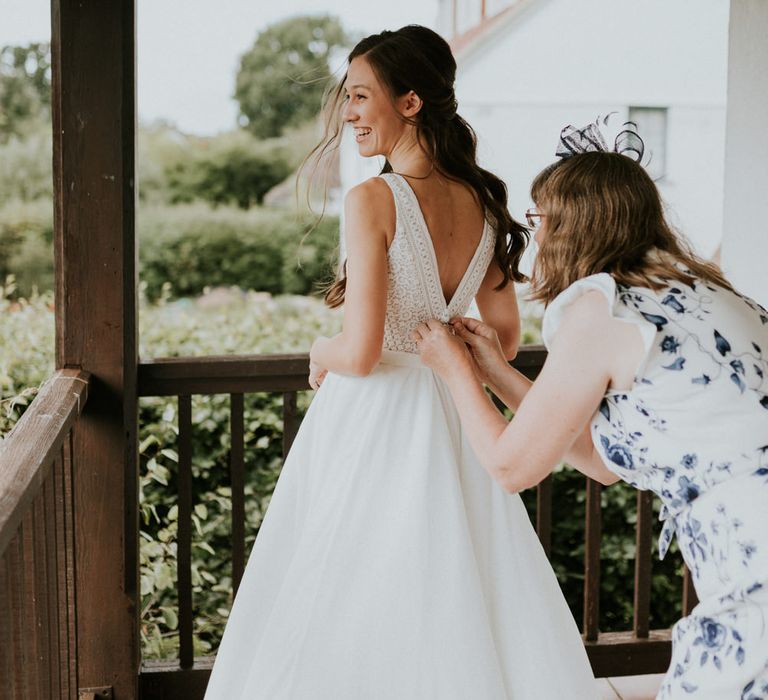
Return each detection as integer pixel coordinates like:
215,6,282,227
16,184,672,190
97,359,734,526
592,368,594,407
140,658,213,700
51,0,139,696
585,629,672,678
137,629,673,699
136,345,548,397
138,354,311,396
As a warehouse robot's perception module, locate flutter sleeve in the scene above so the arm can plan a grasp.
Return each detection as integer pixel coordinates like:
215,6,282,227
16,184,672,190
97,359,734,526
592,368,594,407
541,273,656,360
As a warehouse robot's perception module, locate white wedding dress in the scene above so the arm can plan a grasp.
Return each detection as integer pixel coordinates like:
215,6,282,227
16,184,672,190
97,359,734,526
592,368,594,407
204,173,596,699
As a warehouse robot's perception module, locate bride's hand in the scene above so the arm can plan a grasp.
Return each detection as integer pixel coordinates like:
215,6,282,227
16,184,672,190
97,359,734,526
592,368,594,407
450,317,509,386
309,337,329,390
411,319,473,378
308,360,327,390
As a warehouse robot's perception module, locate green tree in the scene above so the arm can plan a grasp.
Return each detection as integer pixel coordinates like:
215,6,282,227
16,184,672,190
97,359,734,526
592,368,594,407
235,16,347,139
0,43,51,143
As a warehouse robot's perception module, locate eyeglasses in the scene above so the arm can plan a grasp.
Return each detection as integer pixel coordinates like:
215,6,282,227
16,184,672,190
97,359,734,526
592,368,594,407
525,208,546,229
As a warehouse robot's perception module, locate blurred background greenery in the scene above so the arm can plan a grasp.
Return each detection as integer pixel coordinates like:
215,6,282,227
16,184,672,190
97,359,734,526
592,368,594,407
0,16,683,663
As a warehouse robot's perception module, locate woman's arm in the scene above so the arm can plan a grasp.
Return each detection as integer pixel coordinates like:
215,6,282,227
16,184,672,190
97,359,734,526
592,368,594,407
474,262,520,360
416,291,636,491
456,336,610,484
310,179,392,377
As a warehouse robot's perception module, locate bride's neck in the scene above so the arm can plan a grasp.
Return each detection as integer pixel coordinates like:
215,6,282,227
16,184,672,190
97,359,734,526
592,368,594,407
387,137,433,179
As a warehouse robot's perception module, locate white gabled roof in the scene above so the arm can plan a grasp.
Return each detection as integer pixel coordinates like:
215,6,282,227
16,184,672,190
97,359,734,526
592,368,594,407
449,0,544,63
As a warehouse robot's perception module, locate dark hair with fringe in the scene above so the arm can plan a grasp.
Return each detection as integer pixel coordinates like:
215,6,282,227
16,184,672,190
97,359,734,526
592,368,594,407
303,25,529,308
528,152,733,304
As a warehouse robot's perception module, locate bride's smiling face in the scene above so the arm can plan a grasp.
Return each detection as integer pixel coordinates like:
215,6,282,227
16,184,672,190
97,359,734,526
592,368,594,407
342,56,415,158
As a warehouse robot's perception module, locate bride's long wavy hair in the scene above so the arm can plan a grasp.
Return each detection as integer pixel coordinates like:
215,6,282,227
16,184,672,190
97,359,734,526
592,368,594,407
304,25,529,308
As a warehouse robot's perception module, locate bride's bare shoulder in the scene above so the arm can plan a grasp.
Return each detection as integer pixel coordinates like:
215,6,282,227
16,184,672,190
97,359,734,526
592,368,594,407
344,177,396,241
345,176,393,208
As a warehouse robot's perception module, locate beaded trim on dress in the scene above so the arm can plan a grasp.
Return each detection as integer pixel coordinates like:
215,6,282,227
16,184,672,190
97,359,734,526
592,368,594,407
377,173,496,353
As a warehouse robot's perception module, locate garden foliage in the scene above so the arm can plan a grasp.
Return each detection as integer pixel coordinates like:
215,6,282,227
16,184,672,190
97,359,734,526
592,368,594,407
139,204,340,301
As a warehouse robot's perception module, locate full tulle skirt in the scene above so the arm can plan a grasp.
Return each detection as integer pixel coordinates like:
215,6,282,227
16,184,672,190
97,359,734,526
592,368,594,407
204,351,596,699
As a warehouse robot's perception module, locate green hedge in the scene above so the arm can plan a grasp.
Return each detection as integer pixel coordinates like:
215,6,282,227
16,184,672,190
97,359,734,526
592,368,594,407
0,201,341,301
0,199,53,298
139,204,339,301
0,126,52,206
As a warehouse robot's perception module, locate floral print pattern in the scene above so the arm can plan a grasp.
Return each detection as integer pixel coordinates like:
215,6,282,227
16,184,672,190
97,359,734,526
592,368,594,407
543,272,768,699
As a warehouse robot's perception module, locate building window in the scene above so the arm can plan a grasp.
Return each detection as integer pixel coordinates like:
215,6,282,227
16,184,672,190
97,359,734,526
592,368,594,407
628,106,667,180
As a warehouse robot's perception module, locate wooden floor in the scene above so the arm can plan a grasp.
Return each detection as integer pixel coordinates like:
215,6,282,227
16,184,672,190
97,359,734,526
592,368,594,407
596,673,664,700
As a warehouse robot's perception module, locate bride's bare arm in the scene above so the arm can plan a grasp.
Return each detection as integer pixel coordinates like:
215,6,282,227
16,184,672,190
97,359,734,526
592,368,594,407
474,262,520,360
310,179,391,377
416,292,633,491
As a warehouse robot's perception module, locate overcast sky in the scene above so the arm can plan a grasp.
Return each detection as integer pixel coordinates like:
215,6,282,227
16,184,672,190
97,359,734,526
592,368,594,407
1,0,439,135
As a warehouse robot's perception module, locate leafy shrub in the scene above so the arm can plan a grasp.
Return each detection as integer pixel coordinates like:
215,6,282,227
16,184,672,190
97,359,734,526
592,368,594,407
0,277,55,434
0,200,339,301
0,198,53,297
164,145,291,210
0,126,53,205
138,124,317,208
139,203,340,301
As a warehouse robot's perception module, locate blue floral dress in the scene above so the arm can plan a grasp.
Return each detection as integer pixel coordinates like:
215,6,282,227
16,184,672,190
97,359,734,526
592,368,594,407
542,272,768,700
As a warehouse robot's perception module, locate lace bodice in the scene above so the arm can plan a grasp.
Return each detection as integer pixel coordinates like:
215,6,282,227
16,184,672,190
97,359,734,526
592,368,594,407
378,173,496,353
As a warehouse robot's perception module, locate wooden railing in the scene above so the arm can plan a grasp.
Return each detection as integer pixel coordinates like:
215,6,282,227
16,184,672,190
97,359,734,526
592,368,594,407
136,347,694,697
0,369,89,700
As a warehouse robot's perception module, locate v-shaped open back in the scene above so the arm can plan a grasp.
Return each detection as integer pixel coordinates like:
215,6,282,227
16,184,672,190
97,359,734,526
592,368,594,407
378,173,496,353
395,174,491,308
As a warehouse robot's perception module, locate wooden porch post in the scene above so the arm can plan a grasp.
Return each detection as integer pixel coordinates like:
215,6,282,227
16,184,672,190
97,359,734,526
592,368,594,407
51,1,139,698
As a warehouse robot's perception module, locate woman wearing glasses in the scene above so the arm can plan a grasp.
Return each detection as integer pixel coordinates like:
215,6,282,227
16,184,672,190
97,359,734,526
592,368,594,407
416,134,768,699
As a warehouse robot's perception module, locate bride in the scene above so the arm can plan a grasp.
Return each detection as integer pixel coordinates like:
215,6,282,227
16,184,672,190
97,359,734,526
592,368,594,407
204,25,596,700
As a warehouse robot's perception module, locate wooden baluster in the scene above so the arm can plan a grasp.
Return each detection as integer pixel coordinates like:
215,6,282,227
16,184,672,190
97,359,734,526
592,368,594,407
230,394,246,594
682,566,698,616
0,541,12,697
177,395,194,670
43,472,61,697
53,449,70,697
282,392,299,460
583,478,602,642
633,491,653,638
63,432,77,699
536,475,553,559
7,531,25,699
20,511,39,699
32,494,52,699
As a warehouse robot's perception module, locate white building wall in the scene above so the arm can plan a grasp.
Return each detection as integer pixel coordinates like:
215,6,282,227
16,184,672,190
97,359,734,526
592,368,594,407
721,0,768,306
454,0,730,256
